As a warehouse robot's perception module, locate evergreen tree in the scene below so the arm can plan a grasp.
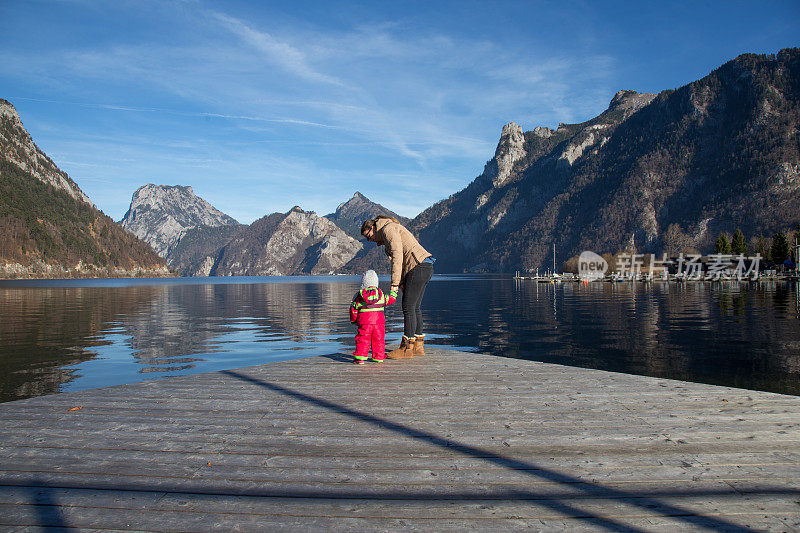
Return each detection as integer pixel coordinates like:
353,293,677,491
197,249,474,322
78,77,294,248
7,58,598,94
714,233,731,254
731,229,747,255
771,232,790,265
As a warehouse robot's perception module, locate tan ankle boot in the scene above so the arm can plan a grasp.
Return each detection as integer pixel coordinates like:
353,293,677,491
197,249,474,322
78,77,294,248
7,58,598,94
414,335,425,356
386,336,415,359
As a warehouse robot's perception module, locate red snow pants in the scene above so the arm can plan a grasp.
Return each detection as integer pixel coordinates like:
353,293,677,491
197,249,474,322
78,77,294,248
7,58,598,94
353,313,386,361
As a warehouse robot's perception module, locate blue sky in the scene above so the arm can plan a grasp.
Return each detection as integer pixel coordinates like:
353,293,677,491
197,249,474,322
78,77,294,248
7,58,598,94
1,1,798,223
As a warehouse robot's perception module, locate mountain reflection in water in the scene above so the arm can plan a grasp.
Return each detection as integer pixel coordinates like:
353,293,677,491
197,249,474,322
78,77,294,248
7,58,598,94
0,275,798,402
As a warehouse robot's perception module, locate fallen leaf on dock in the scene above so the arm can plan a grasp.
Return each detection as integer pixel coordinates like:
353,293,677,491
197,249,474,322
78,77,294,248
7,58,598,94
67,406,83,411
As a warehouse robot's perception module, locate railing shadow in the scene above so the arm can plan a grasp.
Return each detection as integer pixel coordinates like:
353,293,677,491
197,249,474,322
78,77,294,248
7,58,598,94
222,369,759,532
4,478,795,531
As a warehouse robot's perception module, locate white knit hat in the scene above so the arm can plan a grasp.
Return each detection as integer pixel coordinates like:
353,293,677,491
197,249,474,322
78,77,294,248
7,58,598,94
361,269,379,289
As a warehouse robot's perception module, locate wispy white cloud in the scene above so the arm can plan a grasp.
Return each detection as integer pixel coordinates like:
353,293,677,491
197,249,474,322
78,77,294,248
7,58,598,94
6,4,615,153
209,11,346,88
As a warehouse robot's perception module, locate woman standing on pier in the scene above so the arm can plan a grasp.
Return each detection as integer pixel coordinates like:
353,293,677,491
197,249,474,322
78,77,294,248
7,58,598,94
361,216,434,359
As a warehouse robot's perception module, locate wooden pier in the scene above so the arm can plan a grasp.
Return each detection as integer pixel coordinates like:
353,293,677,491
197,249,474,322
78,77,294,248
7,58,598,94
1,348,799,531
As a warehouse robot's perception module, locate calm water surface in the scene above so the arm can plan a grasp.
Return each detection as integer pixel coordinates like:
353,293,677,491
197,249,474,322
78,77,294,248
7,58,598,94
1,275,798,402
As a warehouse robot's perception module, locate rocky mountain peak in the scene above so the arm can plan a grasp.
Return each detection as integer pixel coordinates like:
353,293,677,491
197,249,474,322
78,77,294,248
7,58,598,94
126,184,237,227
607,89,658,116
121,184,239,259
286,207,333,232
0,99,93,205
532,126,553,138
500,122,524,138
333,192,371,214
0,99,21,122
482,122,527,188
325,192,409,240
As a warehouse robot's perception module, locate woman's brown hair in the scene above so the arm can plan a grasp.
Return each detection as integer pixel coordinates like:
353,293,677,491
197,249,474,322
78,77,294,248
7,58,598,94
360,215,400,236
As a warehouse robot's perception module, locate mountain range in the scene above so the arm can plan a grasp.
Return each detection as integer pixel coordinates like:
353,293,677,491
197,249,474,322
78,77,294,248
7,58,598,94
2,48,799,278
412,48,800,272
197,207,362,276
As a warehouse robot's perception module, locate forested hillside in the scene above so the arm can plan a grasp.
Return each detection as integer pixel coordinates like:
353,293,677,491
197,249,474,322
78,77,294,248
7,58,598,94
0,159,168,277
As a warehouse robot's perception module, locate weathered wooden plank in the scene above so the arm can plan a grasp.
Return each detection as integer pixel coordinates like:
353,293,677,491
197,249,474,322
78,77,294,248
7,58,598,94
0,493,796,531
0,441,775,465
3,439,797,463
7,395,797,414
3,446,796,477
3,418,799,444
5,462,798,490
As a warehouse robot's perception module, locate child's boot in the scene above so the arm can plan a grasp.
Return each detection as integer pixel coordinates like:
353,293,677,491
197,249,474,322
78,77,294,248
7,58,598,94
414,335,425,356
386,336,415,359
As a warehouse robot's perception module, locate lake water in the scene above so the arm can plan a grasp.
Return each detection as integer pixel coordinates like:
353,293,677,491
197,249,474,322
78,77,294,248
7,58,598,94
0,275,798,403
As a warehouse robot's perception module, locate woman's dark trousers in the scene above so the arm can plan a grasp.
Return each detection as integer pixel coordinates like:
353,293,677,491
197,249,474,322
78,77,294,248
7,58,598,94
401,262,433,337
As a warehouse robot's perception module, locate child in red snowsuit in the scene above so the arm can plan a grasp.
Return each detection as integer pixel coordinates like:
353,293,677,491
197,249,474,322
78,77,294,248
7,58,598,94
350,270,397,364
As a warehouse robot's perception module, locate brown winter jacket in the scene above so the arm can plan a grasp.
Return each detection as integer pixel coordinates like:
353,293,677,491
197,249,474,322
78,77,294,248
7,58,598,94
373,218,432,289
